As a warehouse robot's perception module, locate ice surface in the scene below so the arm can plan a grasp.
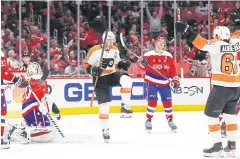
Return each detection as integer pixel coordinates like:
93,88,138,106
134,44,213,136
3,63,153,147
1,112,240,159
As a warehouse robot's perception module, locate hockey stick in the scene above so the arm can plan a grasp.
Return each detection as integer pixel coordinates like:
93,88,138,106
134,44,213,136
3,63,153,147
119,33,173,83
90,30,109,107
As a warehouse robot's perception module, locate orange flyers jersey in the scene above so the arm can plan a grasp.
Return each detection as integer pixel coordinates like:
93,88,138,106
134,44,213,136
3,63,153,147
83,45,121,76
192,34,240,87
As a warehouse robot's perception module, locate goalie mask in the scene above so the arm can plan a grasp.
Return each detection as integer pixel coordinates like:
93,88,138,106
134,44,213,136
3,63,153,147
26,62,42,77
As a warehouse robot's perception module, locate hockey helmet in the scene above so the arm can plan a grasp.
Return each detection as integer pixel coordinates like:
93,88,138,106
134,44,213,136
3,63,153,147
26,62,42,77
102,31,116,42
213,26,230,40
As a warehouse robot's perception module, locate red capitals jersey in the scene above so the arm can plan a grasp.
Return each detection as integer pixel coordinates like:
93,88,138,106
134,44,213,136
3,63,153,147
1,51,16,87
140,50,177,86
21,75,48,116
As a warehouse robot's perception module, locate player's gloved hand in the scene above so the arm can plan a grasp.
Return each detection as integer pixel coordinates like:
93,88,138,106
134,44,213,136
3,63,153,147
171,76,180,89
175,22,191,39
91,66,103,77
118,60,131,71
140,59,149,67
12,76,28,87
39,95,50,115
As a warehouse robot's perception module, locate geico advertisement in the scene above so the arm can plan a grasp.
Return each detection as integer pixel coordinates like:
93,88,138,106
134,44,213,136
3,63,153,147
47,78,210,107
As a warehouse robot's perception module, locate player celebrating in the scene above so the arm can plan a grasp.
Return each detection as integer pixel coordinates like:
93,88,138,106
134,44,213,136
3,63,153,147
1,50,28,149
83,31,133,142
220,10,240,138
176,22,240,157
139,37,180,133
7,62,58,143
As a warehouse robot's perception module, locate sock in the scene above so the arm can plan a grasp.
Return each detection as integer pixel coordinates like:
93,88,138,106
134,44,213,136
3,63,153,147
120,88,131,106
224,113,238,142
146,100,157,119
207,116,222,144
119,75,132,106
162,101,173,120
99,114,109,130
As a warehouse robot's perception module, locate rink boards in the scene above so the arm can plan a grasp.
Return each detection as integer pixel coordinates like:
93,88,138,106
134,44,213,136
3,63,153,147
4,77,211,118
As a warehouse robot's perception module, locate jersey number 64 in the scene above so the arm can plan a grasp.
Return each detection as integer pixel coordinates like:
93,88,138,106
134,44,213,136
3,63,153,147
221,53,238,75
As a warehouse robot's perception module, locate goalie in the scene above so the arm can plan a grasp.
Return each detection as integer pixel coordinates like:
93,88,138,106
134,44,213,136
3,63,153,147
7,62,59,143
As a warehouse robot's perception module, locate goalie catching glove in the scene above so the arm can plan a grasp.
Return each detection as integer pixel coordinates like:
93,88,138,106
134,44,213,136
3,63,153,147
13,75,29,88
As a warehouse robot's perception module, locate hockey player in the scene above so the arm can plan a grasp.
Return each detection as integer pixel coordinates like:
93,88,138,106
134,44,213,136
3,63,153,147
220,10,240,138
83,31,133,142
176,22,240,157
7,62,58,143
1,50,28,149
139,37,180,133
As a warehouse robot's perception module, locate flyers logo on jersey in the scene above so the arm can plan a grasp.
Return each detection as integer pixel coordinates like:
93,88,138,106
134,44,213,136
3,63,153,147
220,42,240,52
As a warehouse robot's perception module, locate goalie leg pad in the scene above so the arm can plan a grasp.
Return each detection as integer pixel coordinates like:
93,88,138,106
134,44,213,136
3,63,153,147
29,126,57,143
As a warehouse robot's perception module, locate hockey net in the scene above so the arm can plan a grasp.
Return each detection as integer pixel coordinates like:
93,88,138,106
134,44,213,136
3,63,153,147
4,71,26,118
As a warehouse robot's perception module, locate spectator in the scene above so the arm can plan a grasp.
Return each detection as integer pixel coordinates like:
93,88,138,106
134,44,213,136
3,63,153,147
146,3,161,38
195,2,208,16
51,64,64,75
64,60,78,76
184,64,199,77
19,52,31,71
7,49,20,70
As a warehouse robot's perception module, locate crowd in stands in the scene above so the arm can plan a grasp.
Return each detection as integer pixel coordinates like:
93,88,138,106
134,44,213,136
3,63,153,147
1,1,239,77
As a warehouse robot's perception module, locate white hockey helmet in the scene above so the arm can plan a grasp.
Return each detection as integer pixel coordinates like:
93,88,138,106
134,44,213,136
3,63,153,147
26,62,42,77
213,26,230,40
102,31,116,42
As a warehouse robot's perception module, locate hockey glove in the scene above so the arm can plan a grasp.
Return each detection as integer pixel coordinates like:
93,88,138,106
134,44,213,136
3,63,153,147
140,59,149,67
39,95,50,115
12,76,28,88
86,65,103,77
175,22,191,39
118,60,131,71
171,76,180,89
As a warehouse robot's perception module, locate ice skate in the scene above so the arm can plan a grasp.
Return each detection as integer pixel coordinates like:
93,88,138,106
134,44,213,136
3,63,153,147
203,142,224,157
120,103,133,118
1,138,10,149
168,119,177,132
221,121,227,138
145,118,152,133
102,129,110,143
224,141,236,157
